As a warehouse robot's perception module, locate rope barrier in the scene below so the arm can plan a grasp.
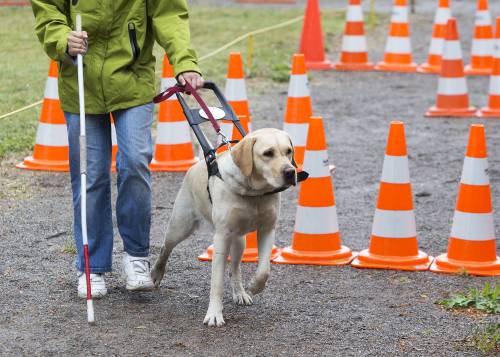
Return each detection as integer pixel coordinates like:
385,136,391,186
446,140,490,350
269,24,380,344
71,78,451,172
0,15,303,121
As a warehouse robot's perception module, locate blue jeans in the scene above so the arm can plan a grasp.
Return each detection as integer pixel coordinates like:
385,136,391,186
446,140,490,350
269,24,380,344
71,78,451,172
65,103,154,273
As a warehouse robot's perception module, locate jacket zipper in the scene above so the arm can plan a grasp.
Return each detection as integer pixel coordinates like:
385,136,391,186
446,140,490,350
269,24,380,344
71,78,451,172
128,22,140,62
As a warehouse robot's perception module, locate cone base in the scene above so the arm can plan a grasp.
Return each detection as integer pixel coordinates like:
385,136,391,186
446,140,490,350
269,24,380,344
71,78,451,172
16,157,69,172
477,107,500,118
198,245,281,262
430,253,500,276
464,65,492,76
351,249,433,271
375,62,418,73
272,245,356,266
150,157,199,172
425,106,477,118
333,62,374,71
417,63,440,74
305,60,334,71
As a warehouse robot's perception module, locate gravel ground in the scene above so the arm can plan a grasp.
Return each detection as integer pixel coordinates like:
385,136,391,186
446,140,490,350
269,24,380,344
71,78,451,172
1,1,500,356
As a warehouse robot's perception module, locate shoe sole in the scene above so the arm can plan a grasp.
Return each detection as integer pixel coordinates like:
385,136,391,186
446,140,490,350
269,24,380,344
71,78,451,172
78,290,107,299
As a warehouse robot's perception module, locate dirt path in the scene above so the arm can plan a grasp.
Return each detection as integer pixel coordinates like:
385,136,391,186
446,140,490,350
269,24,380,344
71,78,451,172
1,2,500,356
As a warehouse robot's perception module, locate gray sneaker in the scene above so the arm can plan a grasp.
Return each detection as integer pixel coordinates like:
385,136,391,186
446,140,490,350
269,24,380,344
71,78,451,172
122,253,154,291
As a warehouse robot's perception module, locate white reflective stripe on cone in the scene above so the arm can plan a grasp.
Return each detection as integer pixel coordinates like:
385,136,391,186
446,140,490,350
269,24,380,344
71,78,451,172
488,76,500,95
302,150,330,178
475,10,492,27
429,38,445,55
35,123,68,146
390,6,408,23
381,155,410,184
44,77,59,100
225,79,248,101
451,211,495,241
156,121,192,145
295,205,339,235
283,123,308,147
460,157,489,185
161,77,178,100
385,37,411,54
371,209,416,238
111,123,117,145
471,39,494,56
438,77,468,96
435,8,451,24
341,35,368,52
219,121,234,139
346,5,363,22
442,41,463,60
287,74,310,98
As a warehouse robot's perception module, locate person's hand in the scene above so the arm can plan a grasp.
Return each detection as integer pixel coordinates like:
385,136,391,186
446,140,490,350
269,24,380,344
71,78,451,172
177,71,204,91
67,31,88,57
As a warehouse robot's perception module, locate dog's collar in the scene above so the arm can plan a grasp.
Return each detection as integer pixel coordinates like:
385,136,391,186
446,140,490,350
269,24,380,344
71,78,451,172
206,170,309,204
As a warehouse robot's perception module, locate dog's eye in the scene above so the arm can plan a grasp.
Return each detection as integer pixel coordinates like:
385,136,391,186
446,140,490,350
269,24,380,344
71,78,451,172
263,149,274,158
286,148,292,155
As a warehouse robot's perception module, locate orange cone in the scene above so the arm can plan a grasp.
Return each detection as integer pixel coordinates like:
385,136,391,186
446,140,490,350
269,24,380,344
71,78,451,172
478,17,500,118
426,18,477,117
273,116,355,265
417,0,452,74
198,115,281,263
375,0,417,72
225,52,250,118
431,125,500,276
299,0,333,70
351,121,432,271
150,55,198,172
333,0,374,71
110,115,118,172
282,54,312,167
465,0,494,76
17,61,69,171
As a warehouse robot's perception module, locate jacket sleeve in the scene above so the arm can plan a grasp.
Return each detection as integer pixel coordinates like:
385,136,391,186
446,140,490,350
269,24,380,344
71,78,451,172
148,0,202,77
31,0,72,63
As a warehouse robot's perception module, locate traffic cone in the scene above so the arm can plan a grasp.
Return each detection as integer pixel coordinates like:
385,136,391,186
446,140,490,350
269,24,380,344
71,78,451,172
225,52,250,118
425,18,477,117
110,115,118,172
282,54,312,167
417,0,452,74
430,125,500,276
299,0,333,70
351,121,432,271
17,61,69,171
333,0,374,71
478,17,500,118
150,55,198,172
375,0,418,72
273,116,355,266
198,115,281,263
464,0,494,76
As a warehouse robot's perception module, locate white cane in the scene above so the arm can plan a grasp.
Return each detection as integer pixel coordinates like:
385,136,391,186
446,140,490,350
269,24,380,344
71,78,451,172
76,14,95,324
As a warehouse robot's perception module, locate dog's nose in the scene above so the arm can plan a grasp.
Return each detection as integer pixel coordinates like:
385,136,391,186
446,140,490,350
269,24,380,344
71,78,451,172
283,167,297,185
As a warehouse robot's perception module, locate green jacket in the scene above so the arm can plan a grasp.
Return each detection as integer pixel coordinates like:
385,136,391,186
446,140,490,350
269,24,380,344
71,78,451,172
31,0,201,114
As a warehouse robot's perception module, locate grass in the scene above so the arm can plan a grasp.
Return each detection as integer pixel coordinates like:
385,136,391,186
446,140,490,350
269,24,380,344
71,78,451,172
0,6,349,161
437,281,500,314
472,323,500,355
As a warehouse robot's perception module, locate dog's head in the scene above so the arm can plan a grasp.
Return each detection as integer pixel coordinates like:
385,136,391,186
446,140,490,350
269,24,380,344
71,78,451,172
231,128,297,190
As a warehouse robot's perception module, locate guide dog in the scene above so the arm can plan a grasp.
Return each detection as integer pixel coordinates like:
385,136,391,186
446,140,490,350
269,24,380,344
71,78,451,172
151,128,297,327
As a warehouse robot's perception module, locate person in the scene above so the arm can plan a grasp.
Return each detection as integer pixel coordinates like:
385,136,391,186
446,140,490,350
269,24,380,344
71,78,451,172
31,0,204,298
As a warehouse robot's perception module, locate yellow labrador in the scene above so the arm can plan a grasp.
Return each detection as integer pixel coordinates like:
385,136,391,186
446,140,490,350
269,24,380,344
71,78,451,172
151,128,297,327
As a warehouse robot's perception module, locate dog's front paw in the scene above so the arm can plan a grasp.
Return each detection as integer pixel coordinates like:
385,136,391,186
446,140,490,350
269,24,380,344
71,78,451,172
233,290,253,306
203,307,225,327
150,263,165,288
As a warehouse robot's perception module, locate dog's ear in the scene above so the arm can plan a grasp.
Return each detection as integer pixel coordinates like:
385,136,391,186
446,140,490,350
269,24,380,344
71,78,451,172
288,137,297,168
231,136,256,176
